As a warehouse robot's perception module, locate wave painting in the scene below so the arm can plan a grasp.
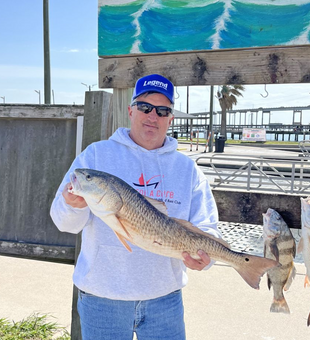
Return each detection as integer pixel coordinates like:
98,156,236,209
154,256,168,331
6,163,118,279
98,0,310,56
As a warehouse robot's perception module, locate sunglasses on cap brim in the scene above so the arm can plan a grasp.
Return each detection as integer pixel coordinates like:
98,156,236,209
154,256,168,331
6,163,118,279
131,101,173,117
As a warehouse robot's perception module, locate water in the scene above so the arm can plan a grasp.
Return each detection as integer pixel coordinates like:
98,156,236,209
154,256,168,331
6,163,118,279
98,0,310,56
192,131,307,142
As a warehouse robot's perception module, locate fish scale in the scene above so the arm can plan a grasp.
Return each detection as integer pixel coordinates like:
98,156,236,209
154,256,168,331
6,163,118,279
70,168,279,290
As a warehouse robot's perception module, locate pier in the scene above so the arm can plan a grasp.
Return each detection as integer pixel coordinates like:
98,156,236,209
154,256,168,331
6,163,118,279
170,105,310,141
171,123,310,141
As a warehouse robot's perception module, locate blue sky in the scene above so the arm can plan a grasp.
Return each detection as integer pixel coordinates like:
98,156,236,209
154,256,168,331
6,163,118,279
0,0,99,105
0,0,310,124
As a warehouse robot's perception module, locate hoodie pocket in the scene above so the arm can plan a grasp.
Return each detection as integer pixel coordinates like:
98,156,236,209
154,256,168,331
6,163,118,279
84,244,183,300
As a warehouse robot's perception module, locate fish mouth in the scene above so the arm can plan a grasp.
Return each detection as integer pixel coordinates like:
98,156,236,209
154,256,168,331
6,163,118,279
69,172,81,194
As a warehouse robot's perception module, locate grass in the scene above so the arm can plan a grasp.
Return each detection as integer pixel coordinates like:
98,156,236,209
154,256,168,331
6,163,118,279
0,314,70,340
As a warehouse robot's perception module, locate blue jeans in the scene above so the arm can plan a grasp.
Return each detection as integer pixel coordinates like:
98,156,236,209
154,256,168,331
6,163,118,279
77,289,186,340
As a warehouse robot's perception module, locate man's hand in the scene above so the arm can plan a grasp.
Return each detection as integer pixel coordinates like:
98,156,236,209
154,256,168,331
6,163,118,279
182,250,211,271
62,183,88,208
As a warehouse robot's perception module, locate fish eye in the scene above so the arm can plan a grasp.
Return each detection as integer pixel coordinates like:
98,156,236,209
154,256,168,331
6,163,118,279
86,174,92,181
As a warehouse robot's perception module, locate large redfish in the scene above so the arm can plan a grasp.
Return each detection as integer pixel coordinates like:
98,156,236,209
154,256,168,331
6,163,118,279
69,168,278,290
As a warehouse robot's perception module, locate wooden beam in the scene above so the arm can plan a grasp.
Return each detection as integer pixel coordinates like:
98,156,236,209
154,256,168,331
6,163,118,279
0,104,84,119
0,241,75,263
213,190,302,229
98,45,310,88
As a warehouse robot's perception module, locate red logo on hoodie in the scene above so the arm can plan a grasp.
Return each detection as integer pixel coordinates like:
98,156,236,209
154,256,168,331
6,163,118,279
133,173,161,189
133,174,175,201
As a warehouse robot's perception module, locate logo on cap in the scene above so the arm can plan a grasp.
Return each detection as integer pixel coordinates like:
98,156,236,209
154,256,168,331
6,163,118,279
132,74,175,104
143,80,168,90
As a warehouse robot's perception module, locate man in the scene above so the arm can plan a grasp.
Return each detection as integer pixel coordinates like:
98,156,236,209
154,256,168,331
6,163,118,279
50,74,220,340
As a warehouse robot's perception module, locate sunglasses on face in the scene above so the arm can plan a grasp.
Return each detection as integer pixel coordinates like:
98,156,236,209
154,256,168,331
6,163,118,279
131,101,173,117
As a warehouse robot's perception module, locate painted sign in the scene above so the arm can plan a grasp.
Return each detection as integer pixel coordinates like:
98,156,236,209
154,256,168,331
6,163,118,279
242,128,266,142
98,0,310,56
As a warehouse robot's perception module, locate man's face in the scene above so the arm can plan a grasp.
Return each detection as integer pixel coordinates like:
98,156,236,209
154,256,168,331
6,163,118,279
128,93,174,150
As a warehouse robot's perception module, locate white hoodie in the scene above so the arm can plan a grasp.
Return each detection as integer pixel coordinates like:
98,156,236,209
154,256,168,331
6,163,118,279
50,128,220,301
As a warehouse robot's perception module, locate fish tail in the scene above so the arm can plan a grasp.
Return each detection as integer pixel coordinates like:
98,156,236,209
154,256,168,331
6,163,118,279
234,254,279,289
304,275,310,288
270,297,290,314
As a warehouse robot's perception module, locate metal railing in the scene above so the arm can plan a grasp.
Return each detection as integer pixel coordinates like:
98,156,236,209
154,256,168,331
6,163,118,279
299,140,310,157
196,154,310,194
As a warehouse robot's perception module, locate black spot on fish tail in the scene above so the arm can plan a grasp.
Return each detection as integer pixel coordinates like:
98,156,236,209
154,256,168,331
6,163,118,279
234,255,279,289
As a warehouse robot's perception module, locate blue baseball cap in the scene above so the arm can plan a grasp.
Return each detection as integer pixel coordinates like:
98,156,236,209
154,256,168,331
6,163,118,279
132,74,175,104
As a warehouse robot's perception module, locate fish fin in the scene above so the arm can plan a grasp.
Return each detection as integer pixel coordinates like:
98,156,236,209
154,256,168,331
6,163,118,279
304,275,310,288
102,214,133,241
118,218,144,245
172,218,231,249
297,237,304,254
270,297,290,314
233,255,279,290
113,231,132,252
144,197,168,215
292,240,296,258
284,264,296,291
270,241,280,262
267,276,272,290
308,312,310,327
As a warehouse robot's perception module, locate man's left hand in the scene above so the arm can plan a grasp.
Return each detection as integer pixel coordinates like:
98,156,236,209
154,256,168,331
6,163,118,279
182,250,211,271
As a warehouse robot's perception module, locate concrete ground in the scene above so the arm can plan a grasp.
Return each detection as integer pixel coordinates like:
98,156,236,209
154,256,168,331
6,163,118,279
183,262,310,340
1,255,309,340
178,141,301,159
0,256,74,332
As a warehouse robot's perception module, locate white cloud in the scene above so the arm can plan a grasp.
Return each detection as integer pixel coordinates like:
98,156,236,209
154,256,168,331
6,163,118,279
65,48,97,53
50,48,97,54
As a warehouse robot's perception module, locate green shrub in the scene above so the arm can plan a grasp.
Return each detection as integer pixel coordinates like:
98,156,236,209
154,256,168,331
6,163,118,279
0,314,70,340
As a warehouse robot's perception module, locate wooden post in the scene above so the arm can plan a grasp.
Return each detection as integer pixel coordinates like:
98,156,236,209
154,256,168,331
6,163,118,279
71,89,132,339
190,130,193,152
112,88,133,131
43,0,51,104
204,131,211,153
70,89,132,339
208,85,214,152
196,130,199,151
